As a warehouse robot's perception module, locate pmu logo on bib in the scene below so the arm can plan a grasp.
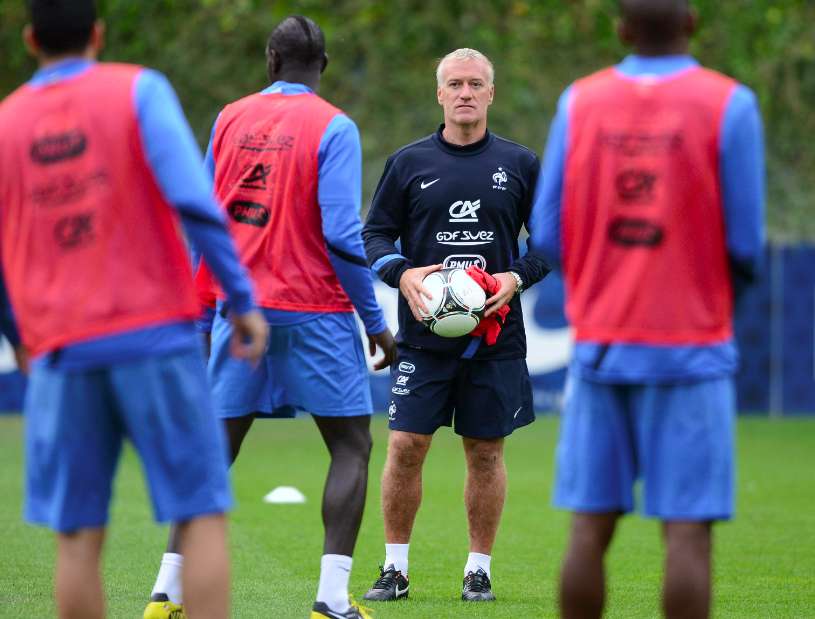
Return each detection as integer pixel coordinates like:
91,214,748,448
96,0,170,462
30,130,87,165
228,200,270,227
449,199,481,223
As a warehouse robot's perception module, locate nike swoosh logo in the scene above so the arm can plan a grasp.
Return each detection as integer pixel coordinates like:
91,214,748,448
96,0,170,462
513,406,522,419
396,584,409,597
420,178,440,189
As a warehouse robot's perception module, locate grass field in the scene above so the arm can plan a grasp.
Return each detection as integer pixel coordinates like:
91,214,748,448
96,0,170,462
1,414,813,618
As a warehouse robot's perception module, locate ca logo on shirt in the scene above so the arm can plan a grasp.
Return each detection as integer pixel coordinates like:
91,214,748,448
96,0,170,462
449,199,481,223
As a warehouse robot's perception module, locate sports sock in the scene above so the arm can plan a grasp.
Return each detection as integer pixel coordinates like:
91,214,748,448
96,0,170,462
464,552,492,579
151,552,184,604
316,554,352,612
384,543,409,576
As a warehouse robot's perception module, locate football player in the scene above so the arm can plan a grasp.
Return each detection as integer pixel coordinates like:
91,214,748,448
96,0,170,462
530,1,765,617
144,15,395,619
0,2,267,618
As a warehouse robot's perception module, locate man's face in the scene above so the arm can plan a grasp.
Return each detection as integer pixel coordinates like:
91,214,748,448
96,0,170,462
437,57,494,127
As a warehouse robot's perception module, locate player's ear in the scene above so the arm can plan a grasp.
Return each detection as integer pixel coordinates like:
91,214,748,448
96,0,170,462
437,85,444,106
89,20,105,57
22,24,39,59
617,17,634,47
488,83,495,105
267,49,282,81
684,8,699,38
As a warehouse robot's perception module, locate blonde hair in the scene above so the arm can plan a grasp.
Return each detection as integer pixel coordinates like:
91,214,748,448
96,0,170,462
436,48,494,86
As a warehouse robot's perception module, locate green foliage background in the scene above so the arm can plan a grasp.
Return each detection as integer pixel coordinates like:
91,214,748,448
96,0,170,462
1,0,813,239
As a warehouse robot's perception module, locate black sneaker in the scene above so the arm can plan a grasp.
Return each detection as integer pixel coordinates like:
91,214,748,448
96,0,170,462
461,568,496,602
363,564,409,601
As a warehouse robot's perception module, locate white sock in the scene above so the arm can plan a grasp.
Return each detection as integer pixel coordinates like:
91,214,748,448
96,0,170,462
151,552,184,604
384,543,409,576
464,552,491,579
316,554,352,612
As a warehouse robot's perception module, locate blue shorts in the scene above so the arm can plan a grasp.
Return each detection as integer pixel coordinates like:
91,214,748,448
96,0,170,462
24,350,232,533
208,311,373,418
387,346,535,439
554,375,736,521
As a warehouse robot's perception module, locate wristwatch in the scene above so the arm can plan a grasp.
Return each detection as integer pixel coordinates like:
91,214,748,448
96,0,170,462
508,270,524,294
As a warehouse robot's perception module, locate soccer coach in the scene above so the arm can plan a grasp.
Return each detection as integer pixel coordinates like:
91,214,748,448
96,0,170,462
362,48,549,603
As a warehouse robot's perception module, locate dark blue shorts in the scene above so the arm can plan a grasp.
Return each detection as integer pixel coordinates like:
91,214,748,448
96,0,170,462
387,346,535,439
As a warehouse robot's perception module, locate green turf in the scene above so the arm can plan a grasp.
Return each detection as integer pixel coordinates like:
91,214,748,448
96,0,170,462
1,415,814,618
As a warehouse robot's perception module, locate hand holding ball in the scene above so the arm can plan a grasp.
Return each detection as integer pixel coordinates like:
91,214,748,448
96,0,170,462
418,267,486,337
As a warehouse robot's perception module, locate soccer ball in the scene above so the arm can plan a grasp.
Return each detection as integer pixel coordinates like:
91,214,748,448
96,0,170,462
419,268,487,337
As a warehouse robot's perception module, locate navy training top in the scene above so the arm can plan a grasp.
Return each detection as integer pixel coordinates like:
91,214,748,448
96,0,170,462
364,126,550,360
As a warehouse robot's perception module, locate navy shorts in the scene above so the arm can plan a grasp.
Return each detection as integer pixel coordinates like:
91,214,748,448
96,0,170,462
386,346,535,439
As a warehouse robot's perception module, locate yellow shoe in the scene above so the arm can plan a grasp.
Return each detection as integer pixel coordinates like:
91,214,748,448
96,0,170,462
310,597,373,618
143,594,186,619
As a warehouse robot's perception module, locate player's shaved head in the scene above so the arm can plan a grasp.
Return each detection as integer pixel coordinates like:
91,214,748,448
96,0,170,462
266,15,326,72
618,0,696,56
265,15,328,89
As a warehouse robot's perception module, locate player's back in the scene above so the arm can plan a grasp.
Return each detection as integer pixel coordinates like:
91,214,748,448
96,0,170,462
0,62,198,356
207,89,353,313
562,64,738,346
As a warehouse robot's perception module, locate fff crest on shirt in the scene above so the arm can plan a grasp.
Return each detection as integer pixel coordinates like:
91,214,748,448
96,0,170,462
491,166,508,190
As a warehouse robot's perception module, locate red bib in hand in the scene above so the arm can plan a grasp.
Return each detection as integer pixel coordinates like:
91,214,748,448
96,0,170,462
465,266,510,346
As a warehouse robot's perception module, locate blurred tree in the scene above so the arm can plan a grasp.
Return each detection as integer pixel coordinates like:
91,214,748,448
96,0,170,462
0,0,812,239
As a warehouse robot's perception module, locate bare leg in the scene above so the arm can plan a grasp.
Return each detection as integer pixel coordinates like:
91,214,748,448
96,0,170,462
313,415,373,556
560,512,619,619
663,521,713,619
177,514,230,619
222,414,256,465
462,437,506,554
55,528,106,619
381,431,433,543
